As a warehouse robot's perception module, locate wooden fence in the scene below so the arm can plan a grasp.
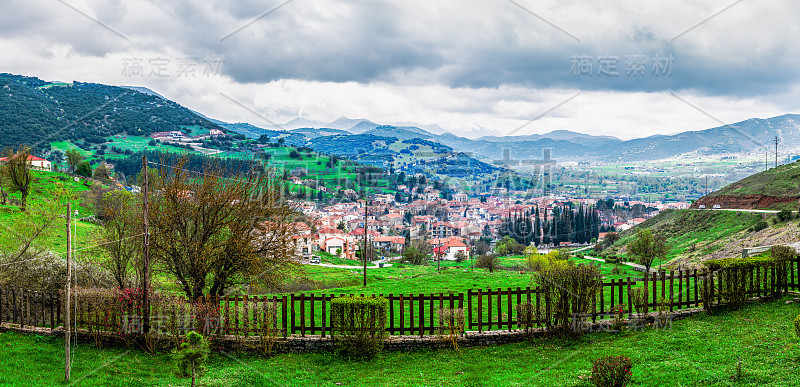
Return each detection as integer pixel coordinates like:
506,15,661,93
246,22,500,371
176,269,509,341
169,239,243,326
1,259,798,338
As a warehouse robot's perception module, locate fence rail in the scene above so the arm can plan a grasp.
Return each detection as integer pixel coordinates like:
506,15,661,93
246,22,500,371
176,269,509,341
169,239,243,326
1,259,798,338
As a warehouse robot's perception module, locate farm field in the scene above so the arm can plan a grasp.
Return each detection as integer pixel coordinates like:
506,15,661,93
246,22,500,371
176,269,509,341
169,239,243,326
1,296,797,386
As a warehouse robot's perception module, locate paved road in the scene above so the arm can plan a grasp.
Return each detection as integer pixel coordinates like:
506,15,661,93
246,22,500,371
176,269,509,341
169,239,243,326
690,208,797,214
582,255,656,273
303,258,394,269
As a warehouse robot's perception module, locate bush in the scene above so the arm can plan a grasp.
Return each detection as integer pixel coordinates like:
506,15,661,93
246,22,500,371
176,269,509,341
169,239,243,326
591,355,633,387
605,255,620,264
629,287,647,315
475,255,499,272
75,160,93,177
331,296,388,360
753,220,768,232
527,252,573,272
611,265,623,275
603,232,620,247
539,264,602,335
704,255,787,309
769,245,797,261
526,255,550,272
515,302,541,340
436,307,465,350
777,209,794,222
794,314,800,340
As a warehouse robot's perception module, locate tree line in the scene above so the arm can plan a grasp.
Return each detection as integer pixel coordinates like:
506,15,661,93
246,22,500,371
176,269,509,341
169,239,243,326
498,204,601,246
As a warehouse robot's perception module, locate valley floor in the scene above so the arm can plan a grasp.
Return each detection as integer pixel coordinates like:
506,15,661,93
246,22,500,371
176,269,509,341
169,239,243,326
1,296,798,386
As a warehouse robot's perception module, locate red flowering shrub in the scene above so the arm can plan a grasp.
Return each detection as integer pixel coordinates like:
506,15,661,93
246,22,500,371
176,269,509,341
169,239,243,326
591,355,633,387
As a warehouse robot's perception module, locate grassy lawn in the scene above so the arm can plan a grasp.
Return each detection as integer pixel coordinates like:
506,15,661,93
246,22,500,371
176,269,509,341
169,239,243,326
1,297,798,386
280,260,536,296
276,255,647,299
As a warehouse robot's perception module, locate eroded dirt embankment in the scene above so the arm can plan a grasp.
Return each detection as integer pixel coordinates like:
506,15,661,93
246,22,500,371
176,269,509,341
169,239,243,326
691,195,800,209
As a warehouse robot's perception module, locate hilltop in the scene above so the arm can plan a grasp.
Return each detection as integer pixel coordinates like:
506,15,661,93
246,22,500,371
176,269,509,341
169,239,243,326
0,73,222,151
692,160,800,210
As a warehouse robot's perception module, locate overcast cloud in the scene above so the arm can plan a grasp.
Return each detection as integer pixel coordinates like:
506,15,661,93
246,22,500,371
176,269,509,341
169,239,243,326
1,0,797,139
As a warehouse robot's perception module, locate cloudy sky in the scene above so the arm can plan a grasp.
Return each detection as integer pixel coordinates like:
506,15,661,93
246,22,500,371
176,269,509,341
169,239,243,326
1,0,798,139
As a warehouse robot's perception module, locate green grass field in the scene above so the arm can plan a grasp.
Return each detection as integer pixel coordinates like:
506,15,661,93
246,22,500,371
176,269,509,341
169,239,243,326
275,254,646,300
1,296,797,386
0,171,100,255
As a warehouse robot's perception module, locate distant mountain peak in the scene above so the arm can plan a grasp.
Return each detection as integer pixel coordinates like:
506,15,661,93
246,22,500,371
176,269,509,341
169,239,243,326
327,117,376,132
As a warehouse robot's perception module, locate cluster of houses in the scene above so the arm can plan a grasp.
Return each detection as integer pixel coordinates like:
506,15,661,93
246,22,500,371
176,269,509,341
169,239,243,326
150,128,226,142
287,192,688,261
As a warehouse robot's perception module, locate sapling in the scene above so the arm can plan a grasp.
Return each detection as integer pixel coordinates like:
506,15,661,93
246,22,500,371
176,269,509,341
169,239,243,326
174,331,210,387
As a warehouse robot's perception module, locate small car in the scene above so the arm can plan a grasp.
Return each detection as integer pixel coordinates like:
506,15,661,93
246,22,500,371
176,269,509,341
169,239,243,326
698,205,706,209
712,204,721,209
309,256,321,264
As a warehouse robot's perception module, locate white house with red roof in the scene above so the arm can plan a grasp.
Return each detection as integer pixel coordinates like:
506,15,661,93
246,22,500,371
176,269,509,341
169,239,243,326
433,238,469,260
0,154,51,171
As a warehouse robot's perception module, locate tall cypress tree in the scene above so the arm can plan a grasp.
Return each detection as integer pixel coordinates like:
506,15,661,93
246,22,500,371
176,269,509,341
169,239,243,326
533,206,541,246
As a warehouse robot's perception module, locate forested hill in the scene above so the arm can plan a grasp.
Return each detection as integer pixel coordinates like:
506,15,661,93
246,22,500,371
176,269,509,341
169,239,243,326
0,73,222,150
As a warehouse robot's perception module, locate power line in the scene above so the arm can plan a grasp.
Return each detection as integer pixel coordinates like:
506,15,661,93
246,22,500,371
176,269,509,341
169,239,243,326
0,233,145,267
145,160,265,186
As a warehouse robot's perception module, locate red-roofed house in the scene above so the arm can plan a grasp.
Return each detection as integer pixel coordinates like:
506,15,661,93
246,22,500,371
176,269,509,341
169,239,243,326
438,239,469,260
0,154,51,171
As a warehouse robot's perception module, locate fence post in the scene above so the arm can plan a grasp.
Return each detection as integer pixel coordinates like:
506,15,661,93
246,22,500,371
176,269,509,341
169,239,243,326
299,293,305,337
281,295,288,337
477,289,482,333
388,294,394,336
321,294,327,338
400,294,405,335
429,293,434,335
626,277,632,316
487,288,492,331
643,272,649,314
466,289,472,331
418,294,424,338
669,271,674,312
290,294,296,335
506,288,512,331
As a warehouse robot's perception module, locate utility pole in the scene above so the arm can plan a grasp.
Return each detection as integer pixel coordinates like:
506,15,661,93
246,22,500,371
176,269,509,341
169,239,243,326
64,203,71,383
363,195,368,287
765,150,768,171
774,136,779,168
141,156,150,333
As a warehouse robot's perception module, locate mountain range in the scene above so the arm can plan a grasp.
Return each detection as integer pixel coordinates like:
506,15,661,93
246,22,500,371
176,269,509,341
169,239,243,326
217,113,800,164
2,72,799,172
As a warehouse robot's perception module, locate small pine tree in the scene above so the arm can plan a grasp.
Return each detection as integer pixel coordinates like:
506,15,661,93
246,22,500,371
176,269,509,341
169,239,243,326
173,331,210,387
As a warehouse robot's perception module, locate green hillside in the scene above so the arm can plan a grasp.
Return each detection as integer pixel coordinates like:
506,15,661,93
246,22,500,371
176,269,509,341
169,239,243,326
0,73,222,150
602,209,799,267
708,160,800,197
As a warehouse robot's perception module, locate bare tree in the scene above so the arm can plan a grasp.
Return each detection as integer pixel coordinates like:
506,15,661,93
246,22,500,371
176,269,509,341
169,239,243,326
95,190,142,288
149,156,299,299
1,146,33,211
